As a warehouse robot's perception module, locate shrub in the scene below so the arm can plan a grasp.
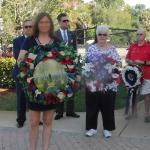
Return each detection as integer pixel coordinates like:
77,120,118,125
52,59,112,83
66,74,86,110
0,58,16,88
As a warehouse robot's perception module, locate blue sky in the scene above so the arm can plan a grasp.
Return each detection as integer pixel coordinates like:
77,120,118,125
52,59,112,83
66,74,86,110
84,0,150,8
125,0,150,8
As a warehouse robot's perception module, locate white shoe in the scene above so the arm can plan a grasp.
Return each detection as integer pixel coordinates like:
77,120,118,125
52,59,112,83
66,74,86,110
85,129,97,137
103,130,112,138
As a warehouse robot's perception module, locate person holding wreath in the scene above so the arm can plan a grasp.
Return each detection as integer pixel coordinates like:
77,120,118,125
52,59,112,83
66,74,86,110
126,28,150,122
17,12,80,150
13,19,33,128
54,13,80,120
82,25,121,138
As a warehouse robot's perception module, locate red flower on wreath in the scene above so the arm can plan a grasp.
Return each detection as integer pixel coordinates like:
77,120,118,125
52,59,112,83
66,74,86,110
51,49,60,57
55,97,61,103
43,56,53,61
22,68,28,74
63,91,68,97
60,58,66,64
60,58,73,65
72,82,76,92
65,58,73,65
25,58,33,63
28,79,34,92
68,67,76,73
45,92,53,104
105,56,117,65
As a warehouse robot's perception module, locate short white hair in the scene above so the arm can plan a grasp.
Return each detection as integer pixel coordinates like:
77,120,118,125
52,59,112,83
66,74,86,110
137,28,146,35
96,25,109,35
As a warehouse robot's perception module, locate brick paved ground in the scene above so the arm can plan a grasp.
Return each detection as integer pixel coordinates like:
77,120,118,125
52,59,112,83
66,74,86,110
1,103,150,150
0,126,150,150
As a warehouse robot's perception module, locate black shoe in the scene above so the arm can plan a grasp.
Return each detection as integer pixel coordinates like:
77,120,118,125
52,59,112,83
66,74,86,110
66,113,80,118
39,121,43,125
17,122,24,128
54,114,63,120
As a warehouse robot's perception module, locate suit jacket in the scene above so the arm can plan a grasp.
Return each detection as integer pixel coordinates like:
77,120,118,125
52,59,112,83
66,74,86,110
55,29,77,52
12,35,26,78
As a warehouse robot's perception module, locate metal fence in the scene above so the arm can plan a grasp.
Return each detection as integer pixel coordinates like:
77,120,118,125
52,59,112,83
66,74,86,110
75,26,137,48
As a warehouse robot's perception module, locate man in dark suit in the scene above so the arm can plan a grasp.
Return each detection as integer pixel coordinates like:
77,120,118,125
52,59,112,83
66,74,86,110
13,19,33,128
54,13,80,120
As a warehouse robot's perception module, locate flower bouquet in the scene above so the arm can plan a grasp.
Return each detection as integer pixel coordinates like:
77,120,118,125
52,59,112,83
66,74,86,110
122,65,143,117
18,43,81,105
82,52,120,92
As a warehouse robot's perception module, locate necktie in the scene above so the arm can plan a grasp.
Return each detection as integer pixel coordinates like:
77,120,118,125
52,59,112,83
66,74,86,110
63,30,68,44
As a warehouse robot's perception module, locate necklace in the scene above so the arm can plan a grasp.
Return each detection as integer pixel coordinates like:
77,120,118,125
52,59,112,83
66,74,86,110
36,37,53,46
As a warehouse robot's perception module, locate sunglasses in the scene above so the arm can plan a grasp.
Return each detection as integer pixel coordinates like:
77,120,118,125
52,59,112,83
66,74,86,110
24,25,32,29
62,20,69,23
137,33,144,36
98,33,107,36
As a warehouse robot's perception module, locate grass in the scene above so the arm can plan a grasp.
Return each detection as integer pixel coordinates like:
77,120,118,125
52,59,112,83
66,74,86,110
74,84,127,112
115,84,127,109
0,89,16,111
0,84,127,112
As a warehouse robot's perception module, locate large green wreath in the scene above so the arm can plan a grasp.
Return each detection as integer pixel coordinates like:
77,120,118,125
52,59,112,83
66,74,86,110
18,42,81,105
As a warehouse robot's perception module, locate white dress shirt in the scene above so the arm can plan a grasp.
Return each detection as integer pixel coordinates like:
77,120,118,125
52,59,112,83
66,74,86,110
60,28,68,43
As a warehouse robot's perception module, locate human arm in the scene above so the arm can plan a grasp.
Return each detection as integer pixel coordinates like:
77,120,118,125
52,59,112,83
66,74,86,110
17,50,28,65
13,38,19,60
17,38,30,66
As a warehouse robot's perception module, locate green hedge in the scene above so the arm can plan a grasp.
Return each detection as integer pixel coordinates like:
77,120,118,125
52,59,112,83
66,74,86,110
0,84,127,111
0,58,16,88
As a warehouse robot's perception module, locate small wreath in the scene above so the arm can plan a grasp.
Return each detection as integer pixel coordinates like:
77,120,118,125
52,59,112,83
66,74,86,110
121,65,143,88
18,42,81,105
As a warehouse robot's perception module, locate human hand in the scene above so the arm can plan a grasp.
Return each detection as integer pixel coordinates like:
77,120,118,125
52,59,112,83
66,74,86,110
146,61,150,65
17,58,22,66
27,77,33,83
17,50,27,66
127,59,134,65
135,60,144,65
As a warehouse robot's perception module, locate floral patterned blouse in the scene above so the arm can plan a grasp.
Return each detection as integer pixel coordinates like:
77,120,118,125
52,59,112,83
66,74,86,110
83,44,122,92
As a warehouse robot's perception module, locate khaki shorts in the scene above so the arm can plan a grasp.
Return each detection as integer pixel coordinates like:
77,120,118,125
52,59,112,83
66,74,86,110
140,80,150,95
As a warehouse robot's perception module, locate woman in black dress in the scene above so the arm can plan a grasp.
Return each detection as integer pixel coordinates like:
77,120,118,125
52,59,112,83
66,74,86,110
17,12,59,150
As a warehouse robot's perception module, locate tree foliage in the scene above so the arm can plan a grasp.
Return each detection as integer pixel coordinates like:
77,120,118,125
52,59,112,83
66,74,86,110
139,9,150,31
1,0,39,44
1,0,93,44
1,0,150,45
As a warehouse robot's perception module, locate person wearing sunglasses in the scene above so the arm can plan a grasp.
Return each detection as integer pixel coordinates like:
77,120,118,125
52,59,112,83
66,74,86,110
85,25,121,138
12,19,33,128
126,28,150,123
54,13,80,120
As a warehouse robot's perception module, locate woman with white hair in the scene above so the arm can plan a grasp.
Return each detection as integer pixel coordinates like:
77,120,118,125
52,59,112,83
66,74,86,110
84,25,121,138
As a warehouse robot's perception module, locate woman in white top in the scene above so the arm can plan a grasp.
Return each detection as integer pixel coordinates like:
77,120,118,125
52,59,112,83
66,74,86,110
84,25,121,138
